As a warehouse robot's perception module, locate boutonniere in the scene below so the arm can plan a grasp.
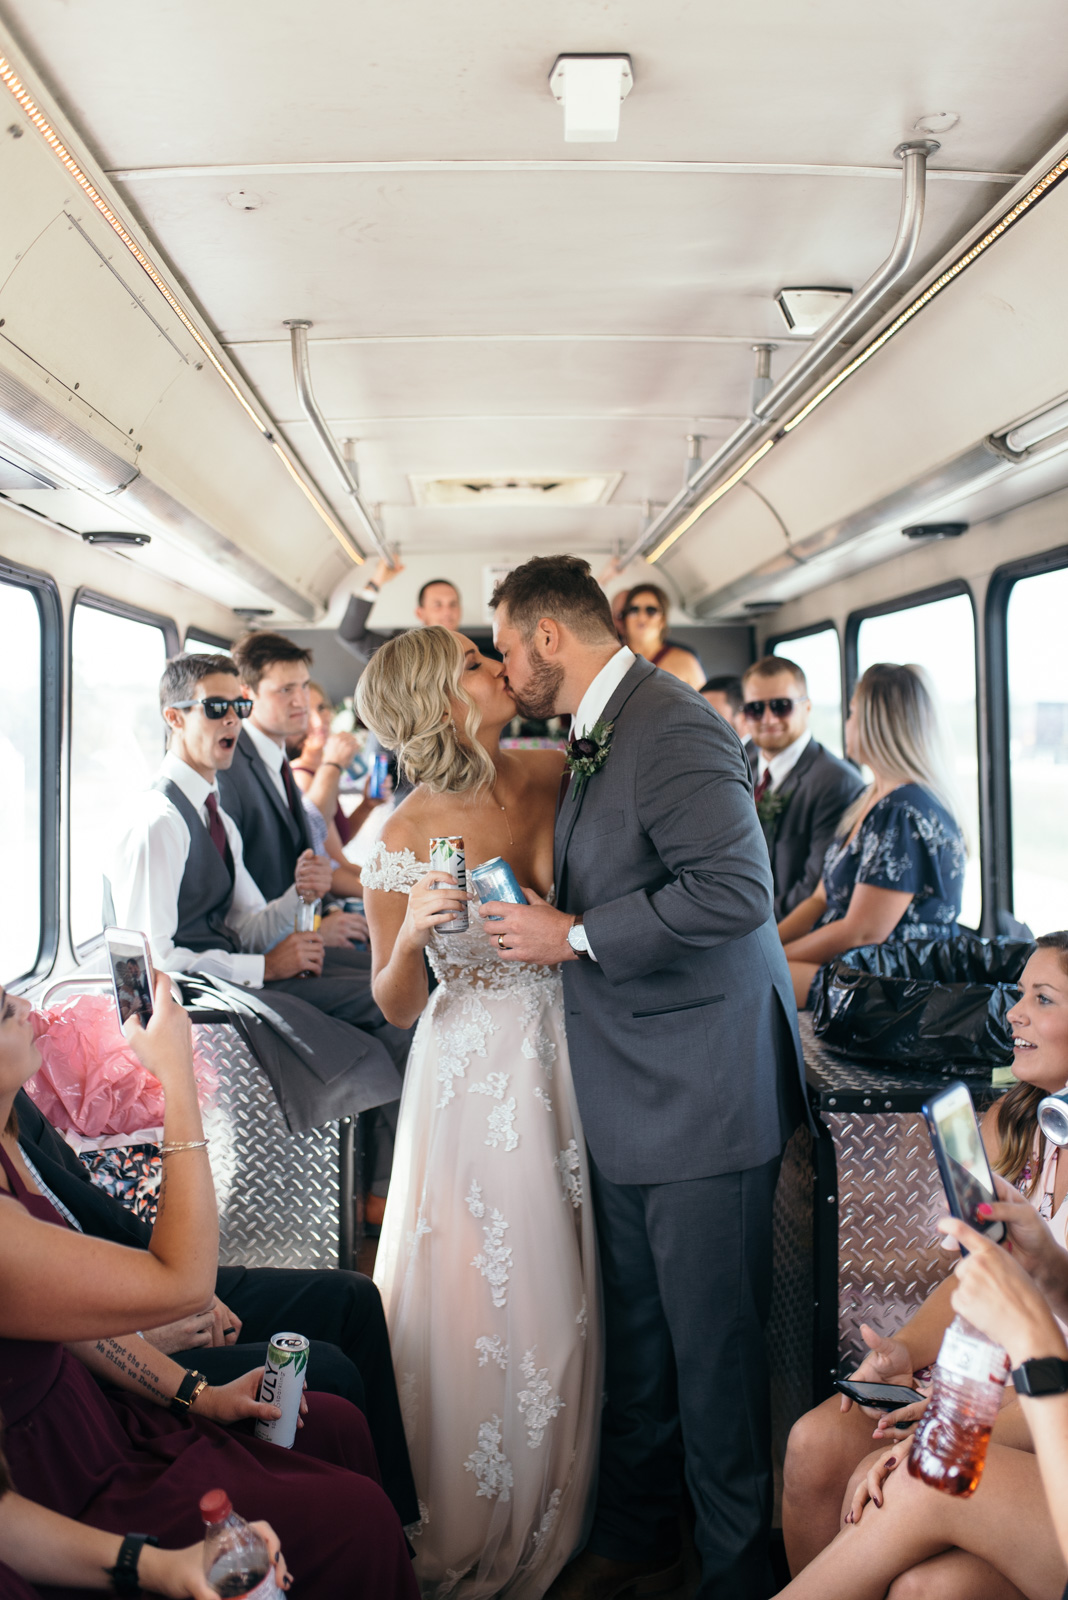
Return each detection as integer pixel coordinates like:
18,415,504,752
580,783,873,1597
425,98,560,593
565,718,614,799
756,787,793,828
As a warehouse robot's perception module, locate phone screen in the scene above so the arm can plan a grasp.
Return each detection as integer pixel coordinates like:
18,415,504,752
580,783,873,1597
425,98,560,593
834,1379,921,1412
105,931,155,1028
924,1083,1006,1243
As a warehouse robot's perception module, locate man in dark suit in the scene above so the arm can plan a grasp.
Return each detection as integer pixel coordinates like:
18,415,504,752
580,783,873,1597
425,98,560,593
741,655,865,922
487,557,810,1600
337,558,462,669
13,1089,418,1525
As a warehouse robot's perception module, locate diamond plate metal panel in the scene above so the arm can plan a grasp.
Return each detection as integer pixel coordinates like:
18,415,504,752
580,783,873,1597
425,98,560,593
823,1110,948,1374
770,1125,814,1485
194,1023,342,1271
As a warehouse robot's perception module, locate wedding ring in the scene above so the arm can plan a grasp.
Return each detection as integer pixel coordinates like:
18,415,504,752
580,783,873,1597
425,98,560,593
497,934,506,949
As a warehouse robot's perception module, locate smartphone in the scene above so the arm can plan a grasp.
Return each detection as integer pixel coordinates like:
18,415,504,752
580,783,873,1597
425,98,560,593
104,927,156,1029
922,1081,1006,1245
833,1378,923,1412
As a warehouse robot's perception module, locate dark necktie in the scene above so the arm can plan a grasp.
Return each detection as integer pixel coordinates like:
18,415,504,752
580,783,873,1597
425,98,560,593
204,792,235,877
753,769,772,807
281,758,301,818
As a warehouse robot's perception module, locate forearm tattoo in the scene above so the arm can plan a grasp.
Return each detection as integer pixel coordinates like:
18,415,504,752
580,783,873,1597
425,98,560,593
92,1337,172,1402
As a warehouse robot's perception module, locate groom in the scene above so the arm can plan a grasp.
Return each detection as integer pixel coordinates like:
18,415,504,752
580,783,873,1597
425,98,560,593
485,556,808,1600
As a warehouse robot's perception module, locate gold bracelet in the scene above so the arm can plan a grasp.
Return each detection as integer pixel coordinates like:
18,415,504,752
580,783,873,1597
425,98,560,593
158,1139,209,1155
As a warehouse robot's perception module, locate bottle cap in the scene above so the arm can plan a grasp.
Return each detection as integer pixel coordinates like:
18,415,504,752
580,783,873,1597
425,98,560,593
199,1488,233,1524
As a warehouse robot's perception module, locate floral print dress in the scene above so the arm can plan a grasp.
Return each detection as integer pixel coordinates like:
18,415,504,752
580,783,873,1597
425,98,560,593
819,783,966,942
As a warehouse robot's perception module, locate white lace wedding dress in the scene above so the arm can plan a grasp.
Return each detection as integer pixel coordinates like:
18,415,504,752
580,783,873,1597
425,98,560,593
362,841,601,1599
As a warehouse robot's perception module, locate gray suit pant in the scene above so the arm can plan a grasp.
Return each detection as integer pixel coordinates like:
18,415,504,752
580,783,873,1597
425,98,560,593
587,1150,780,1600
267,945,407,1193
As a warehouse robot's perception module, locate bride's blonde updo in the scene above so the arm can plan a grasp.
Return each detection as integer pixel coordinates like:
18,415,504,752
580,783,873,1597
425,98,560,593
356,625,496,795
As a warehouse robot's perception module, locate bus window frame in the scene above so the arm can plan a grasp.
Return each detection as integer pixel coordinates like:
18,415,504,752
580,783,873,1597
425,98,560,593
67,589,179,958
844,577,983,929
984,543,1068,927
765,618,845,749
184,626,233,652
0,555,61,989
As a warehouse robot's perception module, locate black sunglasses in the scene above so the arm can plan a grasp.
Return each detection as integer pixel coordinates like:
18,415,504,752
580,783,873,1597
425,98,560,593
743,697,802,719
168,696,253,720
624,603,663,617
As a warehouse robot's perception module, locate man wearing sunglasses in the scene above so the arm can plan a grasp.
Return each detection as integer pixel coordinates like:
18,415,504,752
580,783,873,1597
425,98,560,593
741,655,865,921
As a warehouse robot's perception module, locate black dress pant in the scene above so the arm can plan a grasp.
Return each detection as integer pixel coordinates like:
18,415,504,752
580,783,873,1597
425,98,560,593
173,1265,418,1526
587,1151,781,1600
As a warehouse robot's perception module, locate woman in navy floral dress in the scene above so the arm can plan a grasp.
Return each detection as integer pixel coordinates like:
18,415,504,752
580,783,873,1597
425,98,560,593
777,663,966,1008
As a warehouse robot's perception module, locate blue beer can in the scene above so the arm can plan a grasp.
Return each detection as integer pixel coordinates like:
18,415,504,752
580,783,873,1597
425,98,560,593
469,856,528,920
367,752,391,799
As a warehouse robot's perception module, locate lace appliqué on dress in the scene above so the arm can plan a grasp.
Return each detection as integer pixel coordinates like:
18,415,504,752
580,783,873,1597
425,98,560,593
360,840,428,893
465,1416,513,1501
475,1335,509,1370
532,1489,563,1546
484,1097,519,1152
469,1070,510,1099
517,1348,564,1449
472,1206,512,1307
437,995,497,1108
465,1178,485,1218
555,1139,583,1208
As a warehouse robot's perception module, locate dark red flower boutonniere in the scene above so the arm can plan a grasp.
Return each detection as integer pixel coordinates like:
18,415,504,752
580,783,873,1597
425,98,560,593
565,718,614,799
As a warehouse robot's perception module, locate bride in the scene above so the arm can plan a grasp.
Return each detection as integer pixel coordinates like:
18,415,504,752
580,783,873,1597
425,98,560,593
355,625,601,1599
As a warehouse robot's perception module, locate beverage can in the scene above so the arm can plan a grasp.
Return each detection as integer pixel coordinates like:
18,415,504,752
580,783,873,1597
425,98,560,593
469,856,528,921
429,836,468,932
367,751,391,799
254,1332,309,1449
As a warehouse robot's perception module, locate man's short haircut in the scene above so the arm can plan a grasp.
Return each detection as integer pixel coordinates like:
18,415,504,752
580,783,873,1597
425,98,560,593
231,630,313,692
701,674,744,712
159,652,238,715
417,578,460,608
742,654,808,695
490,555,616,645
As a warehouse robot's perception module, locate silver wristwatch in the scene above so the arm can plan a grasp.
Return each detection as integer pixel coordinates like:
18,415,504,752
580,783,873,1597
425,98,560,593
567,915,592,961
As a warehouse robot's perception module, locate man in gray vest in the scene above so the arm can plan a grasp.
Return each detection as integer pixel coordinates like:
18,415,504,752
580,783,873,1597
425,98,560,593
110,653,411,1079
486,557,808,1600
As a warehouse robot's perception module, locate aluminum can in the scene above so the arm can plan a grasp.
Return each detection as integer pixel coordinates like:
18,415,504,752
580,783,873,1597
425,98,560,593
429,835,468,932
469,856,528,920
254,1332,309,1449
367,751,391,799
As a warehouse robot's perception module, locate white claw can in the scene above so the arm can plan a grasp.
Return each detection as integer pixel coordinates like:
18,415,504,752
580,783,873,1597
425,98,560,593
429,835,469,932
254,1332,309,1449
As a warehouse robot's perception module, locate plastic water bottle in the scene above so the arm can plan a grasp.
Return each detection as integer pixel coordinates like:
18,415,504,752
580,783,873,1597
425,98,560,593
200,1489,278,1598
907,1316,1010,1495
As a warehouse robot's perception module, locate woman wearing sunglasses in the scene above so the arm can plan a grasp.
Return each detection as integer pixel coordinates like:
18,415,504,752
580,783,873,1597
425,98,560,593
776,662,966,1008
620,583,706,690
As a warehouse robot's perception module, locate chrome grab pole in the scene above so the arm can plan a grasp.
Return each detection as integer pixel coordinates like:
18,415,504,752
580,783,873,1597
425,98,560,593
619,141,938,567
283,320,396,567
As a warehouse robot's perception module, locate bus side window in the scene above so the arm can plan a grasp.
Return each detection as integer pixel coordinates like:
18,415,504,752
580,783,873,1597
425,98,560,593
0,579,45,981
769,626,844,757
853,591,981,930
1006,564,1068,934
69,600,171,951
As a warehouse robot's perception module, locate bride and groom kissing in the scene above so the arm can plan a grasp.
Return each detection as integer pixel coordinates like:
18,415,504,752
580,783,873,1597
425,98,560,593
355,555,807,1600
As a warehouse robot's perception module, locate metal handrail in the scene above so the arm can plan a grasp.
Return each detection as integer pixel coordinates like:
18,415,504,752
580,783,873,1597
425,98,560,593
283,320,396,567
620,141,938,567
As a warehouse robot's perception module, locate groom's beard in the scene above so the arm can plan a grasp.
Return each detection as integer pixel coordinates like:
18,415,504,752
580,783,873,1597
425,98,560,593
510,642,564,721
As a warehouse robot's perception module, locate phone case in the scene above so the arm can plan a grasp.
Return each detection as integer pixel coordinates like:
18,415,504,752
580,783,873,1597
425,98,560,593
921,1086,1006,1245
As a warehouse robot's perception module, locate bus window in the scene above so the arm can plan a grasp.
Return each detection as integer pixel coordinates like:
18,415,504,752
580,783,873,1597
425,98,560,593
770,626,843,756
1006,565,1068,935
855,592,981,929
184,632,232,655
70,603,169,949
0,582,42,980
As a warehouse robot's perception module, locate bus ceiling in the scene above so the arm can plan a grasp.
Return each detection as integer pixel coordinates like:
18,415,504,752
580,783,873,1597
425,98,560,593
3,4,1068,624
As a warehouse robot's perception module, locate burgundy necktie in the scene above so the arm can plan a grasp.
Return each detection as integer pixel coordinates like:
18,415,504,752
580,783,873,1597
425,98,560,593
205,792,235,876
753,770,772,807
281,758,301,817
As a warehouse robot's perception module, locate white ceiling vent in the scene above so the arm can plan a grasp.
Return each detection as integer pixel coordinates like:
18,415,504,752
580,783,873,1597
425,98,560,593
409,473,622,508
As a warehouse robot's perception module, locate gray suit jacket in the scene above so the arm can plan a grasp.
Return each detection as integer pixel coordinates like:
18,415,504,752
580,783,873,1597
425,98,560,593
217,728,311,904
556,657,808,1185
746,739,866,921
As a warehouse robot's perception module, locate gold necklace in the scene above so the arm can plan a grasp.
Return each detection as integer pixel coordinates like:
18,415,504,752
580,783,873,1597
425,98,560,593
492,786,515,846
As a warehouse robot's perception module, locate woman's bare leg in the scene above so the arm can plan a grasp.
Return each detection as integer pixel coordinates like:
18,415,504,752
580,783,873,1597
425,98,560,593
780,1444,1067,1600
886,1549,1027,1600
783,1395,886,1572
788,960,820,1010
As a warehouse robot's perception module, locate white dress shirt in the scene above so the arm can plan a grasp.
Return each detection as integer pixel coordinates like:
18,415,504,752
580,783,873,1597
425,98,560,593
573,646,636,738
756,728,812,794
110,751,300,987
568,646,636,962
243,718,289,803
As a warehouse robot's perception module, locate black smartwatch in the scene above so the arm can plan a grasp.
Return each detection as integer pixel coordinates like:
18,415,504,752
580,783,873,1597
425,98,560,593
105,1532,159,1596
1011,1355,1068,1396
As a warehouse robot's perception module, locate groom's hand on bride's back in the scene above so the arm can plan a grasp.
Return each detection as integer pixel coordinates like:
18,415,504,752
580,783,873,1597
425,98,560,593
480,890,576,964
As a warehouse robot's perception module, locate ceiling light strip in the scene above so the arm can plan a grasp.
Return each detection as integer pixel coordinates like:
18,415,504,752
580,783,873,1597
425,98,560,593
0,53,360,567
781,151,1068,435
646,440,775,563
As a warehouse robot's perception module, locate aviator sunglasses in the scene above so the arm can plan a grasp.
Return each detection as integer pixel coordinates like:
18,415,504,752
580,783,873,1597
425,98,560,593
168,696,254,719
624,603,663,617
743,697,804,720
